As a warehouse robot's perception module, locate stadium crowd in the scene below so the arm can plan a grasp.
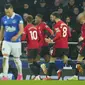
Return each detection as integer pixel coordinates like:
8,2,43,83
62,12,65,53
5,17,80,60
0,0,84,42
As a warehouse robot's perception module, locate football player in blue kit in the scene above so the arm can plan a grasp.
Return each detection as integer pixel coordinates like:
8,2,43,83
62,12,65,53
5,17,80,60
0,4,24,80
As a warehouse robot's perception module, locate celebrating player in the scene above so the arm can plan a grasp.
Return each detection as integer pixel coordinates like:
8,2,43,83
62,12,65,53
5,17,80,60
35,14,54,74
44,11,71,80
67,12,85,80
0,4,23,80
22,15,43,80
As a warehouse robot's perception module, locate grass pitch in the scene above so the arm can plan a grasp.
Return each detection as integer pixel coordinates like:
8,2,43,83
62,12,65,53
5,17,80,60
0,80,85,85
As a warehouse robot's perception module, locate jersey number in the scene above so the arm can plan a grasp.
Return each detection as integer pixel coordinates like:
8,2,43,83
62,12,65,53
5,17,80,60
30,31,38,40
63,27,67,37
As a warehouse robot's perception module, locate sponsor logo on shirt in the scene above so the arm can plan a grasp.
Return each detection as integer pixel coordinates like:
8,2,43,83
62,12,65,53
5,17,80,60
12,20,16,24
5,26,16,32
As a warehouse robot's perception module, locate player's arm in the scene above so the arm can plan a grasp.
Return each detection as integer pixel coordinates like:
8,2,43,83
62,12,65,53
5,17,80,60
44,23,54,35
16,23,24,37
21,26,27,41
53,28,61,42
38,28,43,47
45,28,61,43
79,26,85,42
0,18,4,45
67,27,71,38
11,16,24,41
0,26,4,43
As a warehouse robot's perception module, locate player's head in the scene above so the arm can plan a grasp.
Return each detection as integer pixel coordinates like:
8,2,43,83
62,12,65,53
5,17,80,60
77,12,85,24
50,11,60,22
35,14,43,24
4,4,14,17
26,15,33,24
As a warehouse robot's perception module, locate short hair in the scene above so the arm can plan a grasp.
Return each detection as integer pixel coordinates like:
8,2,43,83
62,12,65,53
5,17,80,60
26,15,33,23
4,4,13,9
51,11,60,18
36,14,43,19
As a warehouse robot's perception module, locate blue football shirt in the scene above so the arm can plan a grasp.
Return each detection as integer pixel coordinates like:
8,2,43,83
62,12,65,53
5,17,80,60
1,13,23,42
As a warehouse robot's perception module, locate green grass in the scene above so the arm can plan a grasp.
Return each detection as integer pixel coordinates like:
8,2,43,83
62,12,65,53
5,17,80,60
0,80,85,85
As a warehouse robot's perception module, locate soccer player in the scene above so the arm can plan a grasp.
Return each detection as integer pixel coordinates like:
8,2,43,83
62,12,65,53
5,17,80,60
44,11,71,80
67,12,85,80
35,14,54,74
21,15,43,80
0,4,23,80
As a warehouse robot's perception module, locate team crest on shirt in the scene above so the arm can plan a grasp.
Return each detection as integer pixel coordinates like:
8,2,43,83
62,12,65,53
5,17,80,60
12,20,16,24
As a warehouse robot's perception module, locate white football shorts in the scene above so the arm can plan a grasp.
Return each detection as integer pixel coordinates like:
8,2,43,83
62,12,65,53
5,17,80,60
2,41,22,57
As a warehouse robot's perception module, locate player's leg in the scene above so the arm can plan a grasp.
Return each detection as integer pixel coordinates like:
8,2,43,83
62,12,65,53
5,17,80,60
1,41,11,80
54,49,64,80
67,55,83,80
40,46,50,75
56,49,69,80
28,49,41,80
67,47,85,80
43,46,50,62
11,42,23,80
43,48,57,80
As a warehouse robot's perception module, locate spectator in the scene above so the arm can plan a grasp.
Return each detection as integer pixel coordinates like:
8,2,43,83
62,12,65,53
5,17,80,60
65,16,72,31
61,0,69,7
80,0,85,12
23,13,29,26
22,3,35,17
71,7,80,22
57,7,65,21
71,7,81,42
54,0,62,7
36,0,49,21
63,0,76,16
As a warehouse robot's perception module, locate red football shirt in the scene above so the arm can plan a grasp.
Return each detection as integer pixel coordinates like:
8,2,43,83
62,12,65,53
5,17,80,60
22,24,42,49
81,23,85,46
36,22,53,47
53,20,71,48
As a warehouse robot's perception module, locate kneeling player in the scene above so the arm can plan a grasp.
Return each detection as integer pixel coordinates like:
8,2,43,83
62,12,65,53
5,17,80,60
22,15,42,80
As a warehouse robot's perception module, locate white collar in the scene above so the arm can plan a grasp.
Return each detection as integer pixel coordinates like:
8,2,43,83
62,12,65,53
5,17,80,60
7,12,16,19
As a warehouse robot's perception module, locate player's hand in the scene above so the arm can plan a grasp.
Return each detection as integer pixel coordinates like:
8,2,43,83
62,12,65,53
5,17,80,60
45,38,51,43
11,35,18,42
79,36,84,42
45,38,54,43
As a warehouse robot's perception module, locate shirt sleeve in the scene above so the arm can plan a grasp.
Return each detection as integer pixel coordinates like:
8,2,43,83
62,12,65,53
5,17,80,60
67,27,71,38
81,27,85,39
18,15,23,24
37,28,43,47
53,27,61,42
44,23,53,35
